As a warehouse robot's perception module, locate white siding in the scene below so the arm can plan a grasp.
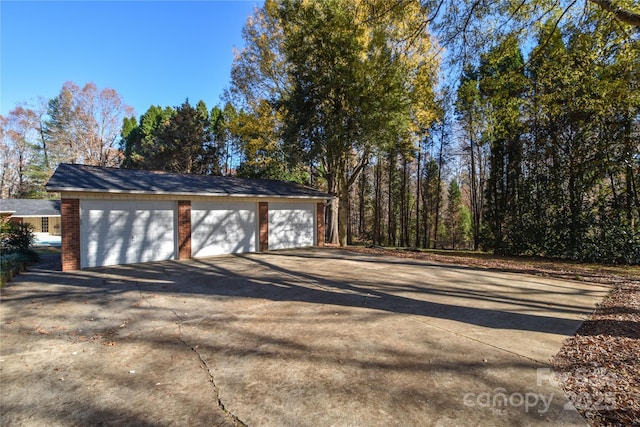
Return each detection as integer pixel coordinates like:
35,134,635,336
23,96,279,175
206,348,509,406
80,200,176,268
191,201,257,257
268,202,315,250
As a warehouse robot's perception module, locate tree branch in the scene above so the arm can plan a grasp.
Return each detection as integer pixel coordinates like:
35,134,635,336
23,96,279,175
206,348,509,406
589,0,640,27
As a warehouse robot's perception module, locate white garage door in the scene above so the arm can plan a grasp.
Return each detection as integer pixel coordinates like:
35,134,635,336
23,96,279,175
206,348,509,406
268,202,315,250
80,200,176,268
191,201,257,257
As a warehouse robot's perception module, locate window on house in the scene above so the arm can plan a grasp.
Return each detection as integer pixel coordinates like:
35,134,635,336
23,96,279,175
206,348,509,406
41,217,49,233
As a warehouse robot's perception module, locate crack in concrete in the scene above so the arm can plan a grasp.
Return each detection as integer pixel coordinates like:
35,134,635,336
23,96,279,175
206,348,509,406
135,281,153,308
133,281,245,426
407,315,548,365
168,309,247,427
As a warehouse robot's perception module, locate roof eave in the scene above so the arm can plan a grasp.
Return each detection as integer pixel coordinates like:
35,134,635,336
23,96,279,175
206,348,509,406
9,214,61,218
46,187,333,201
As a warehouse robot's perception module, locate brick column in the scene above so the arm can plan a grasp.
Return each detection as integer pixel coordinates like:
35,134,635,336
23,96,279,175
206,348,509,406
316,202,325,247
177,201,191,260
258,202,268,251
61,199,80,271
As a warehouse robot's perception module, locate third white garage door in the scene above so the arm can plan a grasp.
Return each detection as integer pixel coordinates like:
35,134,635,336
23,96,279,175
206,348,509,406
268,202,315,250
191,201,257,257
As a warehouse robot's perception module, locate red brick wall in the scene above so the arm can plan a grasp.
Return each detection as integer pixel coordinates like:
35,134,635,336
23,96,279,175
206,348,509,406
61,199,80,271
316,202,325,247
177,200,191,260
258,202,268,251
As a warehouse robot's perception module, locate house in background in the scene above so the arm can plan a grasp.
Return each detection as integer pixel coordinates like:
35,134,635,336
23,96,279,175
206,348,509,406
0,199,62,246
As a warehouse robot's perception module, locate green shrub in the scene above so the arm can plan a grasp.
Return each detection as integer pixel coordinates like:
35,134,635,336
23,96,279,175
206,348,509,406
1,221,35,253
581,224,640,265
1,220,39,286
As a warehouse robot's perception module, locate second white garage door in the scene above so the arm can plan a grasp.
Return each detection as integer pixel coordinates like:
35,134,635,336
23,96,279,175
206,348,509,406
268,202,315,250
80,200,176,268
191,201,257,257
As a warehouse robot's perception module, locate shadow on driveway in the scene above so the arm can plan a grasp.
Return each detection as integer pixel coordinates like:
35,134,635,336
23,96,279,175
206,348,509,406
11,249,609,336
1,248,611,426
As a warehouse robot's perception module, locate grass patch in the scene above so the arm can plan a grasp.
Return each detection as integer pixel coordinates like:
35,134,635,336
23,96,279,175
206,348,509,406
32,246,62,256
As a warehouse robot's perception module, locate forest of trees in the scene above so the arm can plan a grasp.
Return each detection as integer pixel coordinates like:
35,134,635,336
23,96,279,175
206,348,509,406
1,81,134,198
1,0,638,263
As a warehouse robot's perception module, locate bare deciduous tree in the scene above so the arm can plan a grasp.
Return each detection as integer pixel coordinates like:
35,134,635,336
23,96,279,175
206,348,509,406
46,81,134,167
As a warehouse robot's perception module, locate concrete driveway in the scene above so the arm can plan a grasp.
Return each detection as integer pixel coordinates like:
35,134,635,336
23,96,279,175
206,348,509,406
1,248,609,426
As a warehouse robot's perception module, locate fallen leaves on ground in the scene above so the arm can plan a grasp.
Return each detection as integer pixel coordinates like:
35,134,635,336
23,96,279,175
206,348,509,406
553,282,640,426
343,245,640,427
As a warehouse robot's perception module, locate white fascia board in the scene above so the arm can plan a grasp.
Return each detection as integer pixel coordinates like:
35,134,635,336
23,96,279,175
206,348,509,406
47,187,333,201
9,214,61,218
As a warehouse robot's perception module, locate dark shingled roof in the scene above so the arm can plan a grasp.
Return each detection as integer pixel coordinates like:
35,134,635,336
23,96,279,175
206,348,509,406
46,163,332,200
0,199,61,216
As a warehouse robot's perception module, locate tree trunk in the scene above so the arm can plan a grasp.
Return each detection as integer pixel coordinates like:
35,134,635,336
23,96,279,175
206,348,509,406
434,146,444,250
339,188,349,247
326,173,339,245
329,197,340,245
625,120,638,228
347,188,353,245
387,152,396,246
422,186,430,248
373,160,382,245
469,130,480,251
415,148,421,247
359,163,367,238
399,157,406,246
401,156,410,247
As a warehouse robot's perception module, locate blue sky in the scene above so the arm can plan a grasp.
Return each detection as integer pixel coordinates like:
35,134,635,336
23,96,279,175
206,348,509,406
1,1,262,117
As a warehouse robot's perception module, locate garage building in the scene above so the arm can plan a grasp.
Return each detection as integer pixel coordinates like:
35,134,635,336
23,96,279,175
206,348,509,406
46,164,331,271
